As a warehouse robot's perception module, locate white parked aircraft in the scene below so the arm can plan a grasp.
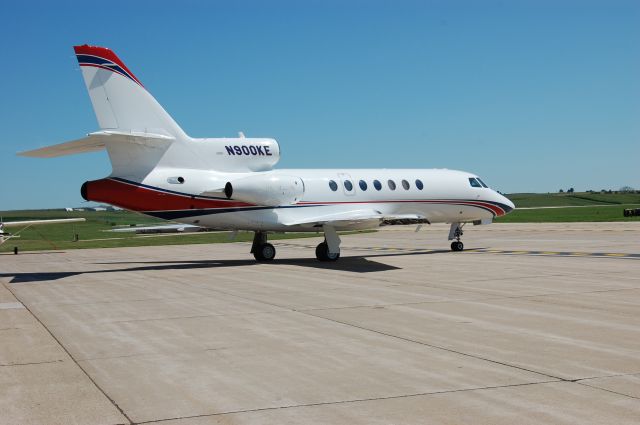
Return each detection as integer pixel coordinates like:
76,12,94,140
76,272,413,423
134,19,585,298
0,218,85,246
20,45,514,262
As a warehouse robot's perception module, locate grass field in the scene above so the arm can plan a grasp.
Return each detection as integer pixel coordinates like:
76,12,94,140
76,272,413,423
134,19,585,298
2,191,639,252
497,192,640,223
505,192,640,208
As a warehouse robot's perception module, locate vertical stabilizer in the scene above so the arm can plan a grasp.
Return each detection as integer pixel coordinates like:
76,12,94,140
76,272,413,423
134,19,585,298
74,45,188,140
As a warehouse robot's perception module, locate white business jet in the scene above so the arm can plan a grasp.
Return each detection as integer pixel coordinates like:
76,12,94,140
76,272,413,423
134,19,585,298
20,45,514,262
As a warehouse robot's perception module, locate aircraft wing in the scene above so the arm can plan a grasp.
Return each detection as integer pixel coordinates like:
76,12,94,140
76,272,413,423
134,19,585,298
109,224,204,234
2,218,85,228
282,210,426,228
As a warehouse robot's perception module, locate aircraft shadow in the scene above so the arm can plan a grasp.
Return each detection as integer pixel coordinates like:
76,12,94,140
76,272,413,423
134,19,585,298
1,249,461,284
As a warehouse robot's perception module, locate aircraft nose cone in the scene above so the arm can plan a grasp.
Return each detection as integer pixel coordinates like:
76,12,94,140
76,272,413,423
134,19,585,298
500,194,515,213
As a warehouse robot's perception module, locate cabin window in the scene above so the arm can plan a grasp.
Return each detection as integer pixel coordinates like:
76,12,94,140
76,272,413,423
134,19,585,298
373,180,382,191
402,179,410,190
329,180,338,191
477,178,489,188
344,180,354,191
415,179,424,190
388,180,396,190
359,180,368,191
469,178,482,188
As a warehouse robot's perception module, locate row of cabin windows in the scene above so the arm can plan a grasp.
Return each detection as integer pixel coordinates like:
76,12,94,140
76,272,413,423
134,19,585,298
328,178,424,192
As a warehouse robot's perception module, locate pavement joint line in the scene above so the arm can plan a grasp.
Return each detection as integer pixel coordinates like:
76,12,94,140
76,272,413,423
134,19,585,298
302,311,568,382
297,285,640,314
182,280,568,383
0,359,64,367
572,371,640,382
297,297,500,313
133,380,560,425
575,381,640,401
2,281,134,425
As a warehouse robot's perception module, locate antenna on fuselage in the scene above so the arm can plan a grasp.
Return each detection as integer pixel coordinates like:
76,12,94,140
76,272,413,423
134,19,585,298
238,132,246,138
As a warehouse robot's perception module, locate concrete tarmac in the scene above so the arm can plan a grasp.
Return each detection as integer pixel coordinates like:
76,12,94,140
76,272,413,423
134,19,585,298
1,222,639,424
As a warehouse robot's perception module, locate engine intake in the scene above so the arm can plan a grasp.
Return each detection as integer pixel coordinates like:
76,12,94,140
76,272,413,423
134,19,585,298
225,175,304,206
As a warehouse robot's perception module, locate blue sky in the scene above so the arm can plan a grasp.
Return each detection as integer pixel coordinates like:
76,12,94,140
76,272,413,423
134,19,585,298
1,0,638,210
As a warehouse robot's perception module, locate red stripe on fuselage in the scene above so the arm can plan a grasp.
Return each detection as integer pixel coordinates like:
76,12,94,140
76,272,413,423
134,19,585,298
83,178,253,211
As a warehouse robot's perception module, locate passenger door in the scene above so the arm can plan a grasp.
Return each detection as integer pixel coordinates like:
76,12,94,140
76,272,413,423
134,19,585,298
337,173,356,196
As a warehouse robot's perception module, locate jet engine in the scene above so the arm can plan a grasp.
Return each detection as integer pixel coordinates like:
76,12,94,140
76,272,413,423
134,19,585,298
224,175,304,206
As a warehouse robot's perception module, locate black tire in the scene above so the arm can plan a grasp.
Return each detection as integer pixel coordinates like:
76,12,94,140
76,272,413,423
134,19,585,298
316,242,340,262
254,243,276,262
450,241,464,252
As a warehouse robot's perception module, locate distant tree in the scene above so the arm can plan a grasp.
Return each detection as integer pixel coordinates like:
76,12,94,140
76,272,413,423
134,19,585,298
567,188,574,193
559,189,564,193
620,186,635,193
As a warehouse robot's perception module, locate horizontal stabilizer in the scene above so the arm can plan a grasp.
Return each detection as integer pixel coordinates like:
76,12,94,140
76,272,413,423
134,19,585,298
19,131,174,158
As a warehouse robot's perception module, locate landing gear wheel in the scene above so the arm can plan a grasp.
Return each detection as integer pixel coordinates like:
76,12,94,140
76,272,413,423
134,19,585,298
451,241,464,252
254,243,276,262
316,242,340,262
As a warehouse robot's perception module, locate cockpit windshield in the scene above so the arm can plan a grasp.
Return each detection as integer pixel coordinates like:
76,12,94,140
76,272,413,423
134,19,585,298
476,178,489,188
469,178,482,188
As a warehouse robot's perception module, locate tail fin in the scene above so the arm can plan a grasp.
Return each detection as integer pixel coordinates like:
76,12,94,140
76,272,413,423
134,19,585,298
74,45,187,139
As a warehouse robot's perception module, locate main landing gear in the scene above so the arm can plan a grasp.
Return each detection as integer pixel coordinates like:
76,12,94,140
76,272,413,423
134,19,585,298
251,227,342,263
316,225,341,262
448,222,464,252
251,231,276,262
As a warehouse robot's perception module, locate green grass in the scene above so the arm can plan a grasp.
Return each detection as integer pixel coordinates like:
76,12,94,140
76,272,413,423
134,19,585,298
496,204,640,223
506,192,640,208
498,191,640,223
0,209,357,253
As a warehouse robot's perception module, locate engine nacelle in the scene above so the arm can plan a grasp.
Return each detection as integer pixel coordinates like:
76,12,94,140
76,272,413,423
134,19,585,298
225,175,304,206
